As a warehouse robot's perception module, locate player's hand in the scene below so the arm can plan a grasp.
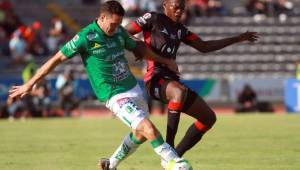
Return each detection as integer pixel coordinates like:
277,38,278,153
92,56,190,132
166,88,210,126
165,59,180,75
9,84,32,99
238,31,259,42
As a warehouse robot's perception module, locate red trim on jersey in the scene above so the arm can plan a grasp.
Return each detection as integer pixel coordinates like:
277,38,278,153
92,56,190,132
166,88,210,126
168,102,183,111
194,120,210,133
184,33,199,42
143,31,153,82
130,21,142,33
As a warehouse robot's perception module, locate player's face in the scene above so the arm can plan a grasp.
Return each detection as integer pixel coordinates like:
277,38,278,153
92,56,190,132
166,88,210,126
100,13,123,36
164,0,185,22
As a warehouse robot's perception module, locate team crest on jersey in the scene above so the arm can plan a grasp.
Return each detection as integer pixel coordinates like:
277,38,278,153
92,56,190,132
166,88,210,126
87,32,98,41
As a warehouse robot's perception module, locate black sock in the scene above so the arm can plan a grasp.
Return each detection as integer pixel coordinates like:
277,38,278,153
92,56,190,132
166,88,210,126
175,123,204,157
166,111,181,147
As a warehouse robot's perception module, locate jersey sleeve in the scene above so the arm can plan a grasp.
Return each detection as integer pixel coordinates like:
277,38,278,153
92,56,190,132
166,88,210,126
60,33,87,59
182,27,200,45
131,12,156,32
120,26,137,50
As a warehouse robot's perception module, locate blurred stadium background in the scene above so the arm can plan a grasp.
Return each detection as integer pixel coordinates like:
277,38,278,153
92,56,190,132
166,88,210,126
1,0,300,170
1,0,300,117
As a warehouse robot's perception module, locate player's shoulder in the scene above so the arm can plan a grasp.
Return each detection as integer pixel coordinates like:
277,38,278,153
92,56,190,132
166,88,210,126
79,22,102,41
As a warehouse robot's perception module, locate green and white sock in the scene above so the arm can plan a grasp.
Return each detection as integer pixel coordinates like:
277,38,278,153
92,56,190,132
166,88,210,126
151,135,179,162
109,133,143,169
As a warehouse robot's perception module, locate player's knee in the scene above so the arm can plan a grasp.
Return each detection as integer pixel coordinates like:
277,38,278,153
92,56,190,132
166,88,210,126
208,110,217,127
170,86,186,102
136,119,159,138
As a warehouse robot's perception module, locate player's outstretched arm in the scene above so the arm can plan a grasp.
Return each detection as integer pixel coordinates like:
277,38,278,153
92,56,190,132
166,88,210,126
131,40,179,74
9,51,68,99
187,31,259,53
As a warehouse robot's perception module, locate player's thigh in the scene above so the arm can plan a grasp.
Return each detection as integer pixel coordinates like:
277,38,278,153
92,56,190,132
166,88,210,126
107,96,149,130
184,96,216,125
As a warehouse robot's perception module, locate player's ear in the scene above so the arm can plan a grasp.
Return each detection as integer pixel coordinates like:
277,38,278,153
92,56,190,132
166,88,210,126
163,1,167,10
100,15,105,22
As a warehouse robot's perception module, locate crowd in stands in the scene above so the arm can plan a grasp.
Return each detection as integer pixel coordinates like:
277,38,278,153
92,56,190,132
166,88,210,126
246,0,294,22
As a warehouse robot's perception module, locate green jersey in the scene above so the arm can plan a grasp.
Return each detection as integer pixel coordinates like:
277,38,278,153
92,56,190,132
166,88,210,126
60,21,138,102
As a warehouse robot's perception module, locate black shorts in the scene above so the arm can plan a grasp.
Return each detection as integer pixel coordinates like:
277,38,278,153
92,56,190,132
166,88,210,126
145,74,198,112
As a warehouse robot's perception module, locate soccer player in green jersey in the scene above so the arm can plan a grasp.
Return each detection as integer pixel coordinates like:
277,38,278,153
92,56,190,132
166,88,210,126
9,1,191,170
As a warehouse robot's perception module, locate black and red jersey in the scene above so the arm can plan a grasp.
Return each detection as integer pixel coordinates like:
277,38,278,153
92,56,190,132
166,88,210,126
130,12,199,82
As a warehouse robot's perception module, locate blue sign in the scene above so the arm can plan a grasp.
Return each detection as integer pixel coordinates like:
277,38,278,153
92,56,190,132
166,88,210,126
284,78,300,113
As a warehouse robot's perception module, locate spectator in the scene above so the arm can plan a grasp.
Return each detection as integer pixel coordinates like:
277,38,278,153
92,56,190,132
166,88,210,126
207,0,227,16
47,16,66,54
22,21,48,56
55,68,79,117
0,25,9,56
246,0,267,15
235,84,258,113
9,27,28,66
30,78,52,117
273,0,293,22
6,96,28,121
187,0,209,17
22,56,37,83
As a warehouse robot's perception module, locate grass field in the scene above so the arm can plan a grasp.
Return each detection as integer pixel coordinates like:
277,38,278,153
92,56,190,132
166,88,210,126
1,114,300,170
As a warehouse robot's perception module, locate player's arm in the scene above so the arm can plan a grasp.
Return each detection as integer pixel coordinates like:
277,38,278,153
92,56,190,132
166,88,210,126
184,31,259,53
126,21,142,35
131,39,178,74
125,12,154,35
9,51,67,99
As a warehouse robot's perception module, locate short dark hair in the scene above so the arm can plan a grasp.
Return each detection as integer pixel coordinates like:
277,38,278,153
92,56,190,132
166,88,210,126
99,1,125,16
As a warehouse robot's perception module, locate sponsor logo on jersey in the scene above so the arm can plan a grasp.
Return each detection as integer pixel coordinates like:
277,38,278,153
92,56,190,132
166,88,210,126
111,51,124,60
87,32,98,41
106,42,117,48
92,43,101,49
117,97,130,107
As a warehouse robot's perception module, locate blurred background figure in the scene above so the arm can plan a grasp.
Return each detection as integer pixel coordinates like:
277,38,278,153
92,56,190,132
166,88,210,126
139,0,158,13
9,26,28,66
47,16,66,54
120,0,140,16
55,68,79,117
235,84,258,113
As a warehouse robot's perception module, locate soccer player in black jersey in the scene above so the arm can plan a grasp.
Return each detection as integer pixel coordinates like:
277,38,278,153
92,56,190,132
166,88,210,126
126,0,259,160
